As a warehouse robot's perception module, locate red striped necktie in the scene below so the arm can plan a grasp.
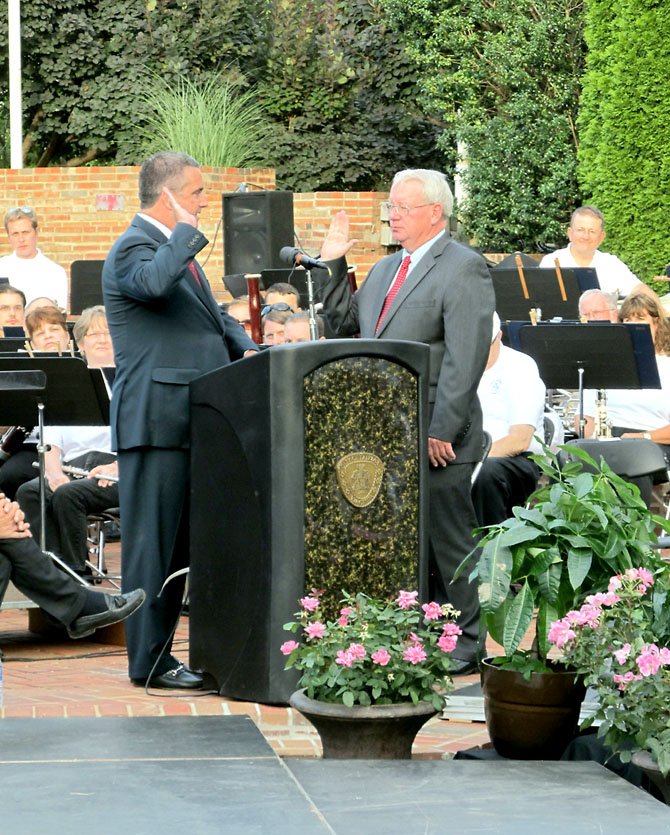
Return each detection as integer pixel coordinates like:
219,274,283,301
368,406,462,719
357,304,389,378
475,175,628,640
188,261,202,288
375,255,411,334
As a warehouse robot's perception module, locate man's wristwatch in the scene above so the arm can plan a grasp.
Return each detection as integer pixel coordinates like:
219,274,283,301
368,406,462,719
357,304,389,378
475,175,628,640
643,431,652,440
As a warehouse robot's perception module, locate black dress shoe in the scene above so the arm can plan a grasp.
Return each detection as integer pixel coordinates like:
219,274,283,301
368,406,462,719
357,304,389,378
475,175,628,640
451,657,480,676
132,663,204,690
67,589,146,639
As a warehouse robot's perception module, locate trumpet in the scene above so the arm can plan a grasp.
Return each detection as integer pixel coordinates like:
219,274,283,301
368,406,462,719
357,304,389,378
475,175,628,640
593,389,612,439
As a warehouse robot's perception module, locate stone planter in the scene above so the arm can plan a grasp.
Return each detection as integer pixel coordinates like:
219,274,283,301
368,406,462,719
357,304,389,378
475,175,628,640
289,689,438,759
481,657,586,760
632,751,670,805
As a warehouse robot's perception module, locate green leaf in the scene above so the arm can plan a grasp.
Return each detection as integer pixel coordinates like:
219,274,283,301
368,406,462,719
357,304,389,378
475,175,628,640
477,538,513,612
342,690,354,708
567,549,592,590
502,581,534,657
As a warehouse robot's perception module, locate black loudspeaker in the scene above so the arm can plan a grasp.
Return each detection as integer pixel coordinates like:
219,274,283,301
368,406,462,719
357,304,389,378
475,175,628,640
222,191,294,275
70,260,105,314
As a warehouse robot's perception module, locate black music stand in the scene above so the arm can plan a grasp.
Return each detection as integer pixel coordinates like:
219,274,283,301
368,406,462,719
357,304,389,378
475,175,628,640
0,356,110,584
491,266,598,321
0,337,28,353
512,322,659,437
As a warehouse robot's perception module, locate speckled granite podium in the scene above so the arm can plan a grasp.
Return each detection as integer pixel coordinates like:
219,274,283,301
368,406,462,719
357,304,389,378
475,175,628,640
189,339,430,704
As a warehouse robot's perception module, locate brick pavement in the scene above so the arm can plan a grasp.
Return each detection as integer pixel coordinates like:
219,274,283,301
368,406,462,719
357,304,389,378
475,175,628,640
0,543,491,759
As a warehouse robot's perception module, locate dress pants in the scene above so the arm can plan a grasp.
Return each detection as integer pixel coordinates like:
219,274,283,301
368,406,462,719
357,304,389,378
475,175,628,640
428,461,481,661
15,452,118,573
0,537,87,624
0,446,39,500
471,454,540,527
118,447,189,680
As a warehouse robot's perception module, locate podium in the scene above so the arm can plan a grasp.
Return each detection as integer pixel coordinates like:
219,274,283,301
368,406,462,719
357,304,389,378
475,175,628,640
188,339,430,704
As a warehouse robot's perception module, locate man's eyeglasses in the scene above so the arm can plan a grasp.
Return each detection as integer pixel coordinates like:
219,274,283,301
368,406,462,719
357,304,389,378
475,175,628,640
261,302,294,316
383,201,434,217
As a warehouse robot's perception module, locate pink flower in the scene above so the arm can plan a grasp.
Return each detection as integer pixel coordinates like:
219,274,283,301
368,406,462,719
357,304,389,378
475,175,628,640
608,575,623,593
335,650,354,667
305,622,325,640
372,649,391,666
422,601,443,620
396,590,418,609
613,671,642,690
548,618,576,648
660,647,670,665
300,595,320,612
437,634,458,653
613,643,631,665
338,606,353,626
637,644,663,677
442,623,462,637
348,643,367,660
403,644,427,664
409,633,423,645
585,591,620,608
280,640,299,655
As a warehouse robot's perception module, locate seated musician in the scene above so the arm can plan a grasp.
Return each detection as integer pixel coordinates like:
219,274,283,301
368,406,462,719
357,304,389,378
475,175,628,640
14,307,118,575
263,282,301,311
582,290,670,505
0,285,26,336
539,205,641,297
0,307,73,500
262,304,294,346
472,312,546,526
283,311,326,343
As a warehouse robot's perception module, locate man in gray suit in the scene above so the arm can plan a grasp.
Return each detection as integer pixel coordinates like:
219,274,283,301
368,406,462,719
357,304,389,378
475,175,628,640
317,169,495,672
103,152,258,688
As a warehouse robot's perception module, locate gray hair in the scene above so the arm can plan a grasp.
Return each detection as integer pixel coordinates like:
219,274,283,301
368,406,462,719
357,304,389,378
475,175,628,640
391,169,454,219
578,288,617,314
73,305,107,345
139,151,200,209
286,310,325,338
570,205,605,230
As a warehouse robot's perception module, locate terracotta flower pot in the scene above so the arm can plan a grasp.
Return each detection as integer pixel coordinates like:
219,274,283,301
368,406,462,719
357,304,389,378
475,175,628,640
481,657,586,760
289,689,438,759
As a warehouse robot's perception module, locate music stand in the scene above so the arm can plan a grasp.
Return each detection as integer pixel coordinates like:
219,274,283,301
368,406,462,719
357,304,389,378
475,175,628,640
491,266,598,321
0,356,110,584
0,338,28,353
512,322,659,437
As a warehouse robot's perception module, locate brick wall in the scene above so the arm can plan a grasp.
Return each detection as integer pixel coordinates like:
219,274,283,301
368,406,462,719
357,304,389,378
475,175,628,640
0,166,389,306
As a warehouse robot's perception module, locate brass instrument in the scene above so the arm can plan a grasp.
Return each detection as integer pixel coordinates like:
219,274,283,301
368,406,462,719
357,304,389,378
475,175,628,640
593,389,612,439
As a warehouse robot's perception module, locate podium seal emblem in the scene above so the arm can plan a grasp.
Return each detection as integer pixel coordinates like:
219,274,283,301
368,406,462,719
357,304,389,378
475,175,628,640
335,452,384,508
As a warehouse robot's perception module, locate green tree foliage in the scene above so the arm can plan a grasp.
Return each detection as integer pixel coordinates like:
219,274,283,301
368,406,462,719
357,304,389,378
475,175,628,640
0,0,441,189
383,0,586,250
578,0,670,284
255,0,443,191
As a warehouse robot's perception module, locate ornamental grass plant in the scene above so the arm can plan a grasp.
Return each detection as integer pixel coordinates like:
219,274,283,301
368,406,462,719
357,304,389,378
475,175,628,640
280,590,462,710
549,565,670,776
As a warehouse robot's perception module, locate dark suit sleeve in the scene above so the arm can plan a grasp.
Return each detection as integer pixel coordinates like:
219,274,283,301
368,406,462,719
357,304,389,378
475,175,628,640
314,257,360,336
430,249,494,442
112,222,208,302
220,310,259,359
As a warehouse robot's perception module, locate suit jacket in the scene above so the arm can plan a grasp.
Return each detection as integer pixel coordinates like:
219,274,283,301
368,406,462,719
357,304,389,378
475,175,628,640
319,234,495,463
102,215,257,451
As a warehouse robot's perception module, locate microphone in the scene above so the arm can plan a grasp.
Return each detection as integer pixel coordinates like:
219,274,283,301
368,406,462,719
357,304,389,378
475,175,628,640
279,247,329,271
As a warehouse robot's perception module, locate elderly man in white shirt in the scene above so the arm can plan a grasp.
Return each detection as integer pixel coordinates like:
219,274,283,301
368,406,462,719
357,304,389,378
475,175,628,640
0,207,68,309
540,205,641,298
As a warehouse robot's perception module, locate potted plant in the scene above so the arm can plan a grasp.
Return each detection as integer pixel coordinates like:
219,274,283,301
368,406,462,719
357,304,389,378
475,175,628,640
280,589,462,758
549,564,670,800
456,444,669,758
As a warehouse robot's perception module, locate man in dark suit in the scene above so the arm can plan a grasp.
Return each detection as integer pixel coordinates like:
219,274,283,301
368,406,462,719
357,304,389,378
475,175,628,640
103,152,258,688
317,169,495,672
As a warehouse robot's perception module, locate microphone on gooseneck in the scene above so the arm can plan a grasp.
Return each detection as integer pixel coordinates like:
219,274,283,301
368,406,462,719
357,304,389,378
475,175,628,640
279,247,330,271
